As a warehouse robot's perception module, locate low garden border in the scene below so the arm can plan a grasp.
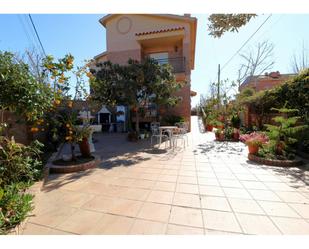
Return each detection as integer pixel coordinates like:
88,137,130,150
47,154,101,174
248,153,304,167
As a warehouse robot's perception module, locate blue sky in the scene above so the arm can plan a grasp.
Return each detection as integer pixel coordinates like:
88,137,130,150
0,14,308,107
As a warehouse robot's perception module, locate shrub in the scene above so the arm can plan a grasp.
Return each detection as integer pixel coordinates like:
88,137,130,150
0,137,43,188
0,182,33,234
161,115,185,126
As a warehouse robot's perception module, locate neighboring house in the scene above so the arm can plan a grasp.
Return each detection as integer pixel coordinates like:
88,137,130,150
239,71,296,128
239,71,296,92
93,14,197,130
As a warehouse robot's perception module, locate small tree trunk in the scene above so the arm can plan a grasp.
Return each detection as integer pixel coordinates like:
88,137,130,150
135,108,140,133
71,143,76,161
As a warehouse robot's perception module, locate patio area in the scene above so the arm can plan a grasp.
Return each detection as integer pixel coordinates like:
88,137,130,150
21,116,309,235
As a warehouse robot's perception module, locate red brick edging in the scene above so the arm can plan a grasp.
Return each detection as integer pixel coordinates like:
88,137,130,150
248,153,303,167
48,155,101,174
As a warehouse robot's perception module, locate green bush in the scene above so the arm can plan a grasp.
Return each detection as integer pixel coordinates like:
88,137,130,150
0,137,44,188
161,115,185,126
0,182,33,234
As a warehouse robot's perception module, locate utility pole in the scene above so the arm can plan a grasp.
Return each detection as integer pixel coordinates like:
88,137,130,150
217,63,221,106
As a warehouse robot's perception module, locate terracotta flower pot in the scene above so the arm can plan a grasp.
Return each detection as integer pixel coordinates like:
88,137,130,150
79,137,91,157
233,130,240,141
206,125,213,132
248,144,259,155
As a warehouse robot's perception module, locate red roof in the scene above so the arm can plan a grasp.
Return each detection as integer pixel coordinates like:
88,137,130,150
135,26,185,36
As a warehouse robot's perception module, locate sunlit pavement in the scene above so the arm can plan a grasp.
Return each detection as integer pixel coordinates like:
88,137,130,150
21,116,309,235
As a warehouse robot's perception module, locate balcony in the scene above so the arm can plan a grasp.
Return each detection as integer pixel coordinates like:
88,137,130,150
153,57,186,73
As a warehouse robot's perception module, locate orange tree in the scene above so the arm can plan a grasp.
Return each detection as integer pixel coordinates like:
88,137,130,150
42,55,93,159
90,58,182,134
0,51,54,136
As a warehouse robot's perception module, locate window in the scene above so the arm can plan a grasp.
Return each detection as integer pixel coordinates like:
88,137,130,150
149,52,168,65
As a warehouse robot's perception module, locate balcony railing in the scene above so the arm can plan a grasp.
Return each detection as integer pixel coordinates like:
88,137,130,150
153,57,186,73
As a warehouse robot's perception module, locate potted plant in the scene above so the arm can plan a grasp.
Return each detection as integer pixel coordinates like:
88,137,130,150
139,129,146,139
128,130,138,142
240,132,269,155
224,127,234,140
76,125,92,157
215,129,224,141
231,114,241,140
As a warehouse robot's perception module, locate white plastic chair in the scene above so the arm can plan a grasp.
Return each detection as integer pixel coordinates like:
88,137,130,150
150,125,169,149
175,122,189,146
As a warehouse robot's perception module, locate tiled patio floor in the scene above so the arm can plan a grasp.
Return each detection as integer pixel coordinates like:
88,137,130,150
21,116,309,235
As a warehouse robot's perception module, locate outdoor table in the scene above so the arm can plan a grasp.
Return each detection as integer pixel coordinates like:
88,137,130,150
159,126,178,148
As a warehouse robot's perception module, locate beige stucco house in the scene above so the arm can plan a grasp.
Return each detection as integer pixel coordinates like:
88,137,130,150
93,14,197,129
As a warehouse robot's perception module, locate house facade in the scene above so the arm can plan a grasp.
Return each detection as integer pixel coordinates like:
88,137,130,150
239,71,296,92
93,14,197,130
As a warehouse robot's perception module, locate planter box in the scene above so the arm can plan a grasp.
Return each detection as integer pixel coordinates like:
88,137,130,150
248,154,303,167
48,155,101,174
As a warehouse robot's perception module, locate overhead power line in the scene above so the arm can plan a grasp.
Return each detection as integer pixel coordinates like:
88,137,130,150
28,14,47,57
221,14,273,72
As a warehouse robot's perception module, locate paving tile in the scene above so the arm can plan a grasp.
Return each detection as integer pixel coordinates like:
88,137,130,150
228,198,265,215
215,172,237,180
264,182,296,191
147,190,174,204
178,170,197,177
223,187,252,199
199,185,225,197
204,229,243,235
176,183,199,194
275,191,309,204
158,174,178,183
134,179,156,189
288,203,309,218
82,196,143,217
29,206,78,228
198,177,220,186
153,181,176,192
235,174,258,181
173,193,201,208
139,173,159,181
218,179,243,188
202,209,242,233
86,214,135,234
256,174,282,182
130,219,167,235
110,177,136,187
22,223,74,235
161,169,179,176
241,180,267,190
170,206,203,228
197,171,216,178
118,187,150,201
270,217,309,235
137,202,171,223
248,189,281,202
56,209,105,234
258,201,301,218
178,176,198,184
200,196,231,212
235,213,281,235
166,224,204,235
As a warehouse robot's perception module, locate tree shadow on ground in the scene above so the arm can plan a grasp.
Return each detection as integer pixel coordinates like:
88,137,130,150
195,140,245,156
42,132,182,191
245,159,309,188
42,169,96,192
